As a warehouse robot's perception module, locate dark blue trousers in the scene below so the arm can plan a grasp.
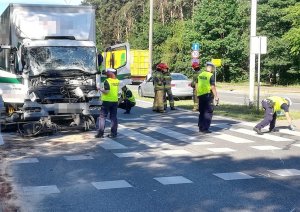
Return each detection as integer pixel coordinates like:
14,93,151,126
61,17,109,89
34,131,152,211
98,101,118,136
198,94,214,131
255,100,277,130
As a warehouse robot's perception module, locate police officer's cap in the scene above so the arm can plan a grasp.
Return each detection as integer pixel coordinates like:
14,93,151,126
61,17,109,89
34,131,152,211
206,62,215,68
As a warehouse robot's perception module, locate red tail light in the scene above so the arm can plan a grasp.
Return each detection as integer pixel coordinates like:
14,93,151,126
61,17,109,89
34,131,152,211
171,84,176,87
188,83,192,87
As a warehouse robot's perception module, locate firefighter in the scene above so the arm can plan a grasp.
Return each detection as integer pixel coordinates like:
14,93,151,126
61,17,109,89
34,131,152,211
198,62,219,133
95,68,120,138
253,96,296,135
191,62,201,111
119,86,136,114
163,66,176,110
152,63,166,113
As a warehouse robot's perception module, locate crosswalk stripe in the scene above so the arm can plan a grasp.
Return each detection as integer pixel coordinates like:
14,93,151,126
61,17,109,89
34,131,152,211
119,125,169,148
213,134,254,144
92,180,133,190
251,146,281,150
64,155,94,161
214,172,255,180
13,158,39,164
99,138,127,150
268,169,300,177
231,128,293,142
147,126,197,142
154,176,193,185
22,185,60,195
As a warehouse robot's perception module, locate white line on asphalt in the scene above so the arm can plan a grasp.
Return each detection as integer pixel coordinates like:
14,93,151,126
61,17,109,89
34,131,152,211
293,144,300,148
231,128,293,142
207,148,236,153
161,150,191,156
92,180,133,190
213,134,254,144
22,185,60,195
13,158,39,164
175,124,198,132
147,126,197,142
64,155,94,161
113,152,143,158
213,172,255,180
191,141,214,146
268,169,300,177
99,138,128,150
251,146,281,150
154,176,193,185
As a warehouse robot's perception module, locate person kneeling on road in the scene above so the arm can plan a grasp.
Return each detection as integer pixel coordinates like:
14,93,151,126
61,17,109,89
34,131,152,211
253,96,296,135
119,86,136,114
96,68,119,139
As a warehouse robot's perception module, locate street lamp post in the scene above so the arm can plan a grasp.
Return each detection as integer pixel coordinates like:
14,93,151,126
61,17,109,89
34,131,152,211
148,0,154,76
249,0,257,106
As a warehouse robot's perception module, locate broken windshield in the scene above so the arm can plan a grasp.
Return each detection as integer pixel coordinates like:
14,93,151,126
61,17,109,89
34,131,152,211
28,46,96,75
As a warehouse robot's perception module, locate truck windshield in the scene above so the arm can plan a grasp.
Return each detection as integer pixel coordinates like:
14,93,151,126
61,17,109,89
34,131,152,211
28,46,96,75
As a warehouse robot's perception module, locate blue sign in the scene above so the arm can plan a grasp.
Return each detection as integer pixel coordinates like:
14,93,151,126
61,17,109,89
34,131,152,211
192,43,200,51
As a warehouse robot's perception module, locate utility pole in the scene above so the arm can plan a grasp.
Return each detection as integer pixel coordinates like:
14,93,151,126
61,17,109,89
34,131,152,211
249,0,257,106
148,0,154,75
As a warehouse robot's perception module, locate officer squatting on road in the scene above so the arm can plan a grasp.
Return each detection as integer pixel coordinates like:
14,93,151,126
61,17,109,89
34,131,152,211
163,67,176,111
119,86,136,114
191,62,201,111
152,63,168,113
253,96,296,135
95,68,120,138
198,62,219,134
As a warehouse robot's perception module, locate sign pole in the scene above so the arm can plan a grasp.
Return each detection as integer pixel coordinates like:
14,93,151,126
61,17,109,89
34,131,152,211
257,37,262,112
148,0,154,75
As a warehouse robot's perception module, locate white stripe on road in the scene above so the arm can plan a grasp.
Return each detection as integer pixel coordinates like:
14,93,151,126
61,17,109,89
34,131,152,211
268,169,300,177
13,158,39,164
214,172,255,180
119,125,169,148
213,134,254,144
99,138,128,150
147,126,197,142
231,128,293,142
207,148,236,153
191,141,214,146
64,155,94,161
92,180,133,190
161,150,191,156
251,146,281,151
113,152,143,158
175,124,198,132
154,176,193,185
22,185,60,195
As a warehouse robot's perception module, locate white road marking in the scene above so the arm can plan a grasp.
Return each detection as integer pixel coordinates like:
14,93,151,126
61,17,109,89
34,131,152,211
293,144,300,148
231,128,293,142
207,148,236,153
154,176,193,185
147,126,197,142
175,124,198,132
92,180,133,190
118,125,169,148
13,158,39,164
64,155,94,161
113,152,142,158
268,169,300,177
214,172,255,180
22,185,60,195
161,150,191,156
251,146,281,150
99,138,127,150
213,134,254,144
191,141,214,146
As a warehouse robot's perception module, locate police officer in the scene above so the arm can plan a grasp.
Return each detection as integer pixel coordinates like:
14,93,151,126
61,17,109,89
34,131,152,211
153,63,166,113
253,96,295,135
119,86,136,114
163,67,175,110
198,62,219,133
191,62,201,111
96,68,120,138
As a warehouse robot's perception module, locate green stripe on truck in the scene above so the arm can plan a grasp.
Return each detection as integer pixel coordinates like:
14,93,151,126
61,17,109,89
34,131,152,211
0,77,21,84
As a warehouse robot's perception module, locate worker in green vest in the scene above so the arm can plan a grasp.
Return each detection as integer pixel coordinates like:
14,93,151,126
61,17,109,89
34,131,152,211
152,63,166,113
119,86,136,114
95,68,120,138
191,62,201,111
163,67,175,110
253,96,295,135
197,62,219,133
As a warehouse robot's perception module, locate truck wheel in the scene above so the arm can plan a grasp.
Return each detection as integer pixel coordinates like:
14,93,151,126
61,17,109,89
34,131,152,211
138,87,144,97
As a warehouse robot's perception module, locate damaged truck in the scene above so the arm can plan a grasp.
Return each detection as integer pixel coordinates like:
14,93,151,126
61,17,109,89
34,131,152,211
0,4,131,136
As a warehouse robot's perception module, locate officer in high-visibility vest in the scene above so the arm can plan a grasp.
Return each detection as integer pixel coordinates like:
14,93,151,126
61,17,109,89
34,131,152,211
119,86,136,114
153,63,166,113
95,68,120,138
253,96,296,135
191,62,201,111
163,67,175,110
197,62,219,133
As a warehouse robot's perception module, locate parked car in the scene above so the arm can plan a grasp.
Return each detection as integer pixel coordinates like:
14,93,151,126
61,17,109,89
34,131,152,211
138,73,193,98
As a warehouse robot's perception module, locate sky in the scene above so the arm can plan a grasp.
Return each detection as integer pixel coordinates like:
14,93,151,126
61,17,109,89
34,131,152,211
0,0,82,14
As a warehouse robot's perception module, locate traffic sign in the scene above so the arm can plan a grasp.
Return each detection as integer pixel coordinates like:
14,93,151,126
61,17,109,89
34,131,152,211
192,43,200,51
191,50,200,58
212,59,222,67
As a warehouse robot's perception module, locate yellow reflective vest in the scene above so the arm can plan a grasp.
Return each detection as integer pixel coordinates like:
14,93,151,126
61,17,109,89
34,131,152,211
101,78,120,102
122,90,136,103
267,96,288,112
197,71,213,96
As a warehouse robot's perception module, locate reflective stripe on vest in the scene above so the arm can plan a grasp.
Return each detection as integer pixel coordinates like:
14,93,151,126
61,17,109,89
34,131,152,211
122,90,135,103
101,78,120,102
267,96,288,112
197,71,213,96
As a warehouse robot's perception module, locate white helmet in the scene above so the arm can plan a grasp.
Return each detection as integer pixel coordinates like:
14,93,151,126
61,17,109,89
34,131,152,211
285,97,293,106
106,68,117,73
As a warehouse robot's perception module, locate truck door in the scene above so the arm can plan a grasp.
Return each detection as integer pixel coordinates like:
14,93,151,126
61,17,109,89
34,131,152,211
104,43,131,88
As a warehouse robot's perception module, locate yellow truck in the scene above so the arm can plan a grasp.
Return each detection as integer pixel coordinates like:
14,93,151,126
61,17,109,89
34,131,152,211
104,49,150,83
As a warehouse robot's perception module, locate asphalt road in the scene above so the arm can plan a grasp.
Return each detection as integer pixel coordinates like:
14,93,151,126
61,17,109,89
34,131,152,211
1,101,300,212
